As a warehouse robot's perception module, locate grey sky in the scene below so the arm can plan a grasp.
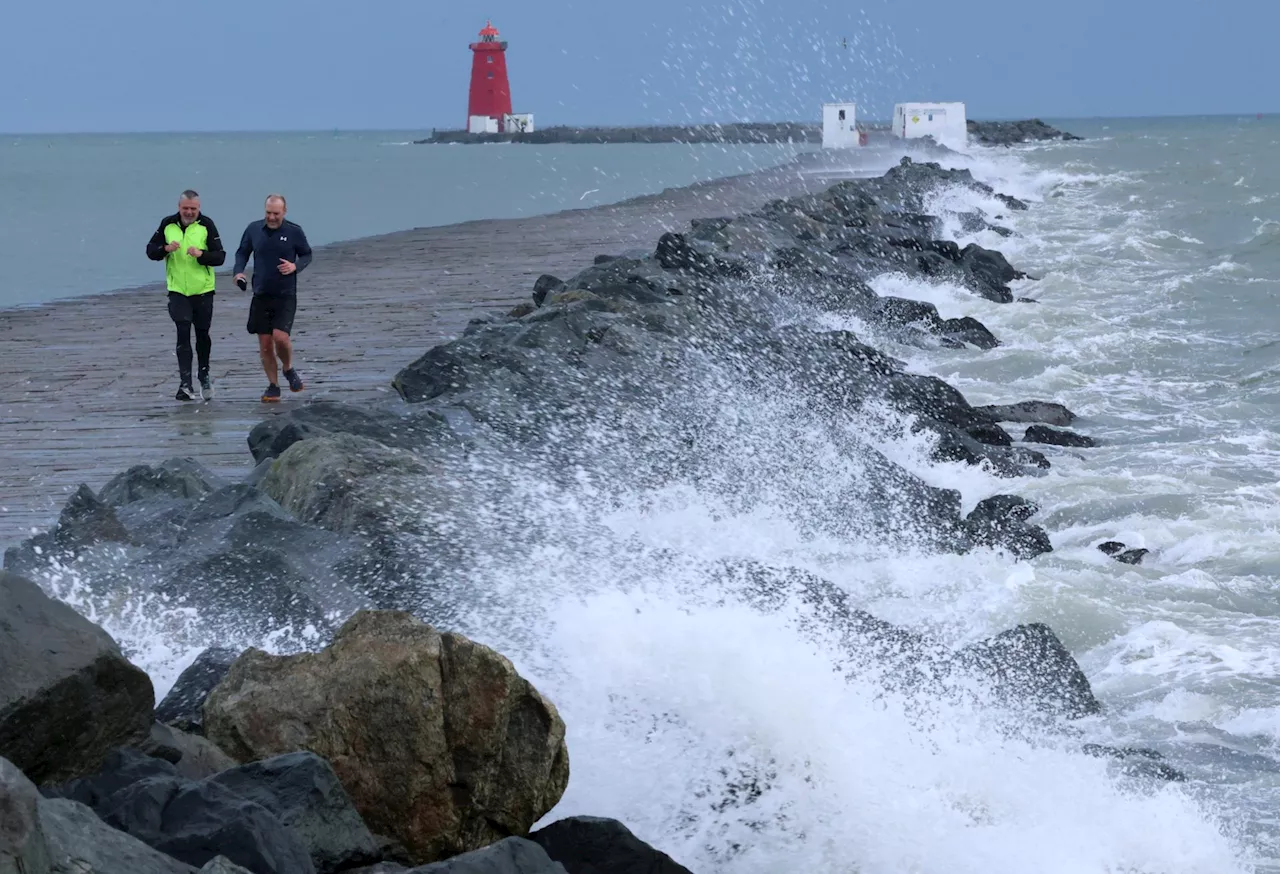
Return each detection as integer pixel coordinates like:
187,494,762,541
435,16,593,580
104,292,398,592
3,0,1275,133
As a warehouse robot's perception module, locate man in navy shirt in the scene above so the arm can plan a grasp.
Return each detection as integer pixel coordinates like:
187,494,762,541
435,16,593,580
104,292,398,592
233,194,313,402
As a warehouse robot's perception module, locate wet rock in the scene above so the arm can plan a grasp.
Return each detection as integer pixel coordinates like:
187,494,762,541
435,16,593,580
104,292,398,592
1082,745,1186,782
967,119,1083,146
200,858,255,874
94,775,315,874
1117,548,1149,565
1024,425,1096,447
155,647,240,735
1,756,51,874
962,495,1052,559
507,302,537,318
40,795,199,874
964,422,1013,447
1096,541,1148,565
140,723,238,781
207,752,380,874
529,816,693,874
958,244,1022,303
246,400,456,464
410,838,566,874
923,423,1051,478
43,748,181,810
0,570,154,784
532,275,566,307
975,400,1077,426
956,623,1101,719
99,458,227,507
204,610,570,865
3,485,133,573
719,561,1096,717
940,316,1000,350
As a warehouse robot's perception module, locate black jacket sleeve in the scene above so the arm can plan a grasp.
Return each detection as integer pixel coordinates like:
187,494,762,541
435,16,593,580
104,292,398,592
293,226,313,273
145,218,171,261
197,217,227,267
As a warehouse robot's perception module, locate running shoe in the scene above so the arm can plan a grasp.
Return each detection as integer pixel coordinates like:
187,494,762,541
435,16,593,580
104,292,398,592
176,384,196,401
283,368,305,393
262,384,282,403
200,375,214,399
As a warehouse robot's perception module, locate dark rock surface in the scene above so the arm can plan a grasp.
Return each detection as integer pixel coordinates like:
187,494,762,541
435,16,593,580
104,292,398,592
967,119,1083,146
207,752,381,874
0,571,154,784
529,816,694,874
41,794,201,874
1,755,51,874
407,838,566,873
1097,541,1149,565
975,400,1078,426
718,560,1098,718
154,648,240,735
44,748,316,874
955,623,1101,719
1024,425,1097,448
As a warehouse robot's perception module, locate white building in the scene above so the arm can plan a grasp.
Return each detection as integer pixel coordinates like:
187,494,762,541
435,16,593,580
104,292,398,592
821,102,861,149
892,102,967,150
468,115,499,134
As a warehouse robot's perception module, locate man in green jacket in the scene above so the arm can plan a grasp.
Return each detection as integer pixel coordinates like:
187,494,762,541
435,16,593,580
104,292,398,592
146,190,226,400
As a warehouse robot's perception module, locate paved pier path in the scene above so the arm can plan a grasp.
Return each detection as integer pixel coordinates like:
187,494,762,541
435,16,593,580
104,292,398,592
0,148,900,548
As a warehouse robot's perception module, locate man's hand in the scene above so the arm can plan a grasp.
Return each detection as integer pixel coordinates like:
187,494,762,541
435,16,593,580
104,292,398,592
164,241,181,253
186,246,203,258
234,273,248,289
277,259,296,276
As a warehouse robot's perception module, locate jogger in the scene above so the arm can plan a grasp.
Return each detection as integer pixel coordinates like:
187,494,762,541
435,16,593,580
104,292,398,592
146,189,226,400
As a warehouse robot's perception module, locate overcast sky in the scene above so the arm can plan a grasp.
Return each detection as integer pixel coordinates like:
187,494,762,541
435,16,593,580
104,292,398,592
3,0,1276,133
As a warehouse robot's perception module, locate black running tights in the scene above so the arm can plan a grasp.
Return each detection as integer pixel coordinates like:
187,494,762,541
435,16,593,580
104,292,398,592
167,291,214,383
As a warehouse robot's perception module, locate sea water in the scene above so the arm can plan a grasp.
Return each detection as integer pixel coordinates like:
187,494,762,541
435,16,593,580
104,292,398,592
32,115,1280,872
0,130,811,308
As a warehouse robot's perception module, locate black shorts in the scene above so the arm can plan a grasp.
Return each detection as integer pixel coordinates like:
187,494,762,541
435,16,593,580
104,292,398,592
246,295,297,335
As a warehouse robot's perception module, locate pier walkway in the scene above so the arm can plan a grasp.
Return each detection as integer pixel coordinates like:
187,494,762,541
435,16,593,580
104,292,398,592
0,153,884,548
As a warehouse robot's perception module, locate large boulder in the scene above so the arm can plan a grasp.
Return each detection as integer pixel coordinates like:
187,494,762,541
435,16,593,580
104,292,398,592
0,571,154,783
204,610,570,865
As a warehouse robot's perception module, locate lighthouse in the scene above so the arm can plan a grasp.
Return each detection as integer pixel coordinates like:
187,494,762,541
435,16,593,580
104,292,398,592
467,21,534,135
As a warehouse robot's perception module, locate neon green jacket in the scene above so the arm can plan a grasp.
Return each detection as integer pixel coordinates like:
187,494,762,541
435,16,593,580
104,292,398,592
146,214,227,296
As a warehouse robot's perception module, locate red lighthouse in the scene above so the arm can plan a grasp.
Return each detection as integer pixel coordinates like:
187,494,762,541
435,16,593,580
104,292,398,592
467,20,513,132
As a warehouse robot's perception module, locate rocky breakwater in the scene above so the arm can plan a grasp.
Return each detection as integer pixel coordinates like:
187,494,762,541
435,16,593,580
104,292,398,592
2,155,1181,872
1,569,682,873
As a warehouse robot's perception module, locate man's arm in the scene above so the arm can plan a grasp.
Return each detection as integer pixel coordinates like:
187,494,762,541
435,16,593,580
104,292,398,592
293,226,313,273
197,217,227,267
145,219,170,261
232,225,254,276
